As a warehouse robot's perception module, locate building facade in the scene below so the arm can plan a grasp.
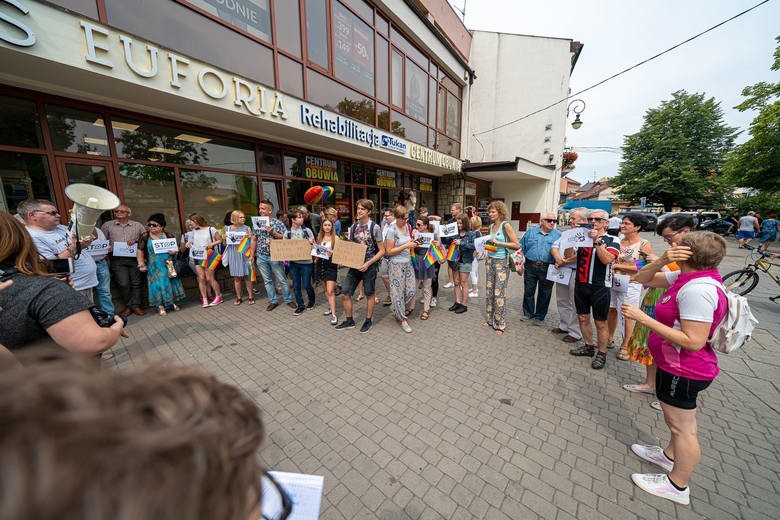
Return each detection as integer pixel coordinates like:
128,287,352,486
0,0,470,230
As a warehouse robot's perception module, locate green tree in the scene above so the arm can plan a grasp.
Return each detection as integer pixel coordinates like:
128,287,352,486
724,35,780,193
612,90,738,211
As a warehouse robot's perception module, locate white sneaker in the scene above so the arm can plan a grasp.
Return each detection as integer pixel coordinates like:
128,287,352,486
443,282,454,288
650,400,662,411
631,444,674,472
631,473,690,505
468,291,478,298
430,297,438,308
330,315,338,325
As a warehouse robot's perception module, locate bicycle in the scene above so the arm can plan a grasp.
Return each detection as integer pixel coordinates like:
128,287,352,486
721,245,780,301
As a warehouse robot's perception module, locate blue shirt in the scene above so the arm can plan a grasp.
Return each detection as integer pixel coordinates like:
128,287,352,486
520,226,561,264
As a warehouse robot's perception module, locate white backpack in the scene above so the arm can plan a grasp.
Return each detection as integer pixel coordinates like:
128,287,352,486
687,278,758,354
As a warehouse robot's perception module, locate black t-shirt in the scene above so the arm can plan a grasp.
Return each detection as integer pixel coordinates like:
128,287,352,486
0,273,92,350
576,235,621,287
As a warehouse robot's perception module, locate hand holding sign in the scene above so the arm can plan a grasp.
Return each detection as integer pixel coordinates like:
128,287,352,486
84,239,110,256
151,237,179,254
251,216,269,230
561,228,593,249
439,222,458,238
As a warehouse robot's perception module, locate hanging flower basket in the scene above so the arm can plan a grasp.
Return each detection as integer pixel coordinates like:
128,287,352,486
562,151,578,170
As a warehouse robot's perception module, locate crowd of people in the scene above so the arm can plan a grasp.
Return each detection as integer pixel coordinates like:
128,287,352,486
0,193,754,509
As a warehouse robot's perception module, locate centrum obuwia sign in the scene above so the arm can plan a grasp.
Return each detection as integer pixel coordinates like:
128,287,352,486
0,0,462,173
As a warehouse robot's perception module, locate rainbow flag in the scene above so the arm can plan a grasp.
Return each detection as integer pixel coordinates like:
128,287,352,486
424,243,444,267
201,249,222,270
247,260,257,282
446,242,460,262
485,242,498,253
237,235,252,257
410,248,418,269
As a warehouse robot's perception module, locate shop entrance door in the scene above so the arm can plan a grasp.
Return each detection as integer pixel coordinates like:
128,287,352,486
55,157,119,224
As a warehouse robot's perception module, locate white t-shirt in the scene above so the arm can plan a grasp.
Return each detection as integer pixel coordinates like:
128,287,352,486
739,215,757,232
27,225,98,291
190,227,218,248
664,271,719,325
608,216,622,229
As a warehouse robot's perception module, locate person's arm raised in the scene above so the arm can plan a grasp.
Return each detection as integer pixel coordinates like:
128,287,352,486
46,311,125,354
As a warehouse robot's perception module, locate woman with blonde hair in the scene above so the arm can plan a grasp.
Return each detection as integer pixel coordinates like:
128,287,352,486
183,213,223,307
469,215,483,297
0,210,125,352
223,210,256,305
484,201,520,334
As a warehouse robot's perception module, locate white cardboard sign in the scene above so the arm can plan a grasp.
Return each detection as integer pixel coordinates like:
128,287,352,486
83,239,110,256
546,264,573,285
560,227,593,249
439,222,458,237
151,237,178,254
112,241,137,257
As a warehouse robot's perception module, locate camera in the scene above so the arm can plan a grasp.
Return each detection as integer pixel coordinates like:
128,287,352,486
89,306,127,328
47,258,75,276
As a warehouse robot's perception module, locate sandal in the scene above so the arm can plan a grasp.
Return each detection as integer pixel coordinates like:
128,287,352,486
420,311,429,320
356,294,365,301
158,307,167,316
483,322,493,328
617,348,630,361
622,384,655,394
234,298,242,306
495,328,505,335
248,298,256,305
405,308,413,317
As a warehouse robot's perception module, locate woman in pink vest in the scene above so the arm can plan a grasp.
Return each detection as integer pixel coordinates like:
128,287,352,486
620,231,728,506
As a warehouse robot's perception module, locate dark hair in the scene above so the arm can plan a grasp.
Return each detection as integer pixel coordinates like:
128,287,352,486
621,213,647,231
223,211,233,226
147,213,167,228
657,214,694,236
259,199,274,209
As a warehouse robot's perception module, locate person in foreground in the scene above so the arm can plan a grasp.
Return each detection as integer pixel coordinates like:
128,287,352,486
621,231,728,505
0,349,266,519
0,211,125,353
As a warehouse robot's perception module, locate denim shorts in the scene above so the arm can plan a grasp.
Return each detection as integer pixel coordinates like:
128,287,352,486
341,262,378,296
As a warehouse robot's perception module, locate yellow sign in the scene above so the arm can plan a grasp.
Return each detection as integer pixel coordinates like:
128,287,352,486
376,169,397,188
419,177,433,192
305,156,339,181
409,144,462,171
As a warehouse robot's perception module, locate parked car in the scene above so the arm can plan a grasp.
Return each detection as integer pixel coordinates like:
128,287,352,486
618,211,658,231
657,211,722,228
698,217,733,236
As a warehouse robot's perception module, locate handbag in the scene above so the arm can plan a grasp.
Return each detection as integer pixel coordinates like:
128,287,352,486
499,222,523,272
165,258,178,278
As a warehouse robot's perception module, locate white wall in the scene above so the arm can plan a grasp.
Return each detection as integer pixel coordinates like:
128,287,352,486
492,178,551,226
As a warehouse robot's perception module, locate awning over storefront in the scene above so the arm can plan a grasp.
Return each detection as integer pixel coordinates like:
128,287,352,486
462,156,555,182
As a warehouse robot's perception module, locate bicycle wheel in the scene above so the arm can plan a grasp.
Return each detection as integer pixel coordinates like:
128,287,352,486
722,269,759,295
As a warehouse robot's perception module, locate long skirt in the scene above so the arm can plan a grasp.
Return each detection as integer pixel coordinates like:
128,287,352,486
626,287,664,366
485,257,510,330
148,252,186,307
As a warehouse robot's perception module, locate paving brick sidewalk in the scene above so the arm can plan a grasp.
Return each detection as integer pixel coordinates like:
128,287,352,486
107,232,779,519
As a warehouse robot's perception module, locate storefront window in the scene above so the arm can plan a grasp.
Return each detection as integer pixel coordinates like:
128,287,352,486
0,152,53,214
350,163,365,184
390,27,427,70
391,51,403,108
277,55,304,99
179,0,271,43
0,95,43,149
305,0,329,69
377,105,390,131
340,0,373,21
261,179,283,212
180,169,258,225
274,0,302,56
259,146,282,174
46,105,110,156
112,118,255,171
286,178,311,211
56,0,99,19
428,77,437,126
333,1,374,95
405,59,428,122
118,163,181,231
284,153,303,177
391,111,426,145
307,71,375,125
437,133,460,158
437,86,446,132
63,163,109,190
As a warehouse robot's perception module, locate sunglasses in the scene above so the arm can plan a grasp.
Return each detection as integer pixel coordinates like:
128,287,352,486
588,217,605,222
34,210,60,216
147,223,161,227
415,222,426,227
542,219,557,223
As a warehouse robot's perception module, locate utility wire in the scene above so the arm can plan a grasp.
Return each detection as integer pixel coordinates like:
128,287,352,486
472,0,772,137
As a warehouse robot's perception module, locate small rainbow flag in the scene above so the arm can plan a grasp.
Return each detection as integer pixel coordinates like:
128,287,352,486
446,242,460,262
410,248,418,269
201,249,222,270
247,260,257,282
237,235,252,257
424,243,444,267
485,242,498,253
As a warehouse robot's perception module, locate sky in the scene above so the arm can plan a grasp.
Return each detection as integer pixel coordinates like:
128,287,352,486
452,0,780,184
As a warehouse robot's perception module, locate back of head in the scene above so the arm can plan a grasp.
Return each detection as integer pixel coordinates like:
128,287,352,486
679,231,727,271
0,350,265,520
0,210,47,275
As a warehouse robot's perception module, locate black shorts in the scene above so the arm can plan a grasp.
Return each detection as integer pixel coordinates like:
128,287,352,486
574,282,611,321
656,367,712,410
342,262,378,296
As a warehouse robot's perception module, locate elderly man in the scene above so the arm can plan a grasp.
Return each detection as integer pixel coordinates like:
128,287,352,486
569,209,620,369
101,204,146,316
18,199,98,302
518,211,561,325
550,208,587,342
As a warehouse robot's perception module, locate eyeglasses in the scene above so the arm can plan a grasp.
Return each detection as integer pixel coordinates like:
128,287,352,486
542,219,557,223
588,217,605,222
114,209,129,214
662,230,683,244
34,210,60,216
415,222,426,227
261,472,292,520
147,223,161,227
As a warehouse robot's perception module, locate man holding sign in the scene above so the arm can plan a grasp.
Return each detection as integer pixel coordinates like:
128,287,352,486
101,204,146,316
550,208,588,343
335,199,385,333
252,200,295,312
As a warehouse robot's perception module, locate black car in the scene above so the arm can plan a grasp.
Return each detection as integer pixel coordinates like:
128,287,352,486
618,212,658,231
698,218,733,236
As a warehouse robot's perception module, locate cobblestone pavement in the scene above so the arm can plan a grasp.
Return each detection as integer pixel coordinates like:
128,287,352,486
107,231,779,520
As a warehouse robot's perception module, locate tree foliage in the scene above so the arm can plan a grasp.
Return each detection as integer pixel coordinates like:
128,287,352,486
724,35,780,193
612,90,738,211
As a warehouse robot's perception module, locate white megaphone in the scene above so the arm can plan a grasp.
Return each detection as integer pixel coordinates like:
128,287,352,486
64,184,120,240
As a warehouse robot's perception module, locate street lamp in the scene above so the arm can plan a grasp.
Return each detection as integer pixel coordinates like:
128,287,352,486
567,99,586,129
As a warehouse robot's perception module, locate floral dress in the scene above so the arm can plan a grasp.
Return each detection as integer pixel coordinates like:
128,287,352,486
144,232,186,308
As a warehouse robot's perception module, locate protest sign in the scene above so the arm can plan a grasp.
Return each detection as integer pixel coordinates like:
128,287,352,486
311,243,332,260
251,216,269,229
332,239,367,269
83,239,110,257
113,241,137,257
224,230,247,245
439,222,458,238
474,235,491,255
560,227,593,249
415,232,434,248
189,246,206,260
546,264,573,285
151,237,178,254
270,239,312,261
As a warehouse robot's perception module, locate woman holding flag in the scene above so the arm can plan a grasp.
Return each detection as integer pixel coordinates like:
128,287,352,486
183,213,223,308
448,214,476,314
484,201,520,334
384,205,418,333
413,215,438,320
223,210,256,305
